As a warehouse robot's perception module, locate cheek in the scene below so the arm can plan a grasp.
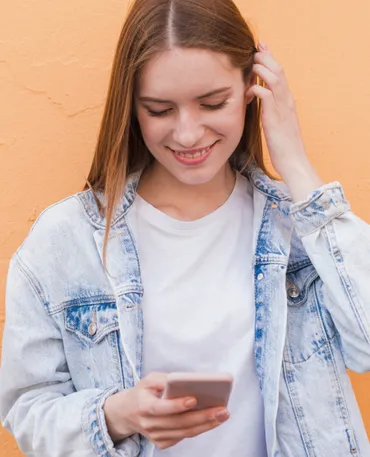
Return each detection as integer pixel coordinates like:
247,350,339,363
229,99,247,123
137,114,164,145
216,102,246,137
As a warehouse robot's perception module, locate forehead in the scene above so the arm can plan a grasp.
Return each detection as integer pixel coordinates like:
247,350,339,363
137,48,242,98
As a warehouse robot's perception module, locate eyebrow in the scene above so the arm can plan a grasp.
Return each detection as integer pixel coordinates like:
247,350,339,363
138,86,232,104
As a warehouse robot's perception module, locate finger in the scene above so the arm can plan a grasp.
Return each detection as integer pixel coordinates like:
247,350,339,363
142,372,168,392
148,396,198,416
252,64,282,94
154,439,181,451
183,416,227,438
258,41,272,54
149,407,228,430
254,52,282,75
246,85,275,107
151,413,228,442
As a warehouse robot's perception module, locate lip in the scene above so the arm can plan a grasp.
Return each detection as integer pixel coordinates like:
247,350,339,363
171,141,217,155
170,141,218,166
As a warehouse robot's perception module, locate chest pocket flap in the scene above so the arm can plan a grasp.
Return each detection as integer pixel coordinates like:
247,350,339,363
284,262,336,363
286,262,319,307
65,301,119,345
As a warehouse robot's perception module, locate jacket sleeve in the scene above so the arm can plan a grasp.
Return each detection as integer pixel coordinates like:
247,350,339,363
289,181,370,373
0,256,140,457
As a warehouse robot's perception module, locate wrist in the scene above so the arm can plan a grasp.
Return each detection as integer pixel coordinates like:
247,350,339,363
103,390,136,443
280,158,324,203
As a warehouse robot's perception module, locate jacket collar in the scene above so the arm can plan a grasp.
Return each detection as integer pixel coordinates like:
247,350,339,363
77,163,292,229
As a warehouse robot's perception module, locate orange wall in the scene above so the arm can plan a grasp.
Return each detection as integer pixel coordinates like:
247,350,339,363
1,0,369,455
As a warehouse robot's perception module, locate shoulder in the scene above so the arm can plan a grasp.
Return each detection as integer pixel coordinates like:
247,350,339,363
17,193,90,254
13,193,98,290
244,164,292,203
245,166,313,264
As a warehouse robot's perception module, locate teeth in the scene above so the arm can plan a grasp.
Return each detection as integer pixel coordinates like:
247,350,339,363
174,145,212,159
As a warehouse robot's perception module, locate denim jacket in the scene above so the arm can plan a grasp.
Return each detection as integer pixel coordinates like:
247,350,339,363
1,164,370,457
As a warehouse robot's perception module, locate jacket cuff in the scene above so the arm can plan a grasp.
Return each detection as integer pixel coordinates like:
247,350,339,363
82,386,120,457
289,182,351,238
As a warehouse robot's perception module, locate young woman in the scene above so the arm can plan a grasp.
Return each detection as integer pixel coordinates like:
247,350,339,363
1,0,369,456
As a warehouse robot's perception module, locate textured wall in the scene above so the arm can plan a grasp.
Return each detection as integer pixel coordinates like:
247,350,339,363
1,0,369,455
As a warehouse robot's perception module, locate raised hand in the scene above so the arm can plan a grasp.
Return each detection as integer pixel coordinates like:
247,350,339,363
247,42,323,201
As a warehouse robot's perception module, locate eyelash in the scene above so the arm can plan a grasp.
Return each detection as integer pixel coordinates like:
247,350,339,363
147,101,228,118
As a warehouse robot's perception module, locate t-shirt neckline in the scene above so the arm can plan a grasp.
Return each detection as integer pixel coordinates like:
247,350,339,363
133,172,247,232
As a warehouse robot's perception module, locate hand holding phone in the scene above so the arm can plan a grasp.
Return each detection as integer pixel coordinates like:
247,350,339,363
103,372,232,451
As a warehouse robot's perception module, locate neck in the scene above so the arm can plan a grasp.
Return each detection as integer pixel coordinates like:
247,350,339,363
137,162,236,221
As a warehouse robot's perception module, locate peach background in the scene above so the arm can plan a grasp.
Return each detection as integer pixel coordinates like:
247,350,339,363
1,0,369,455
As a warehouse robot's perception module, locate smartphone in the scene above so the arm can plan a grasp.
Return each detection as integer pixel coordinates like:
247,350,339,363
163,372,233,410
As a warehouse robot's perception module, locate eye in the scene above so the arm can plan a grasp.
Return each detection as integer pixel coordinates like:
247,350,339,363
146,100,228,118
147,109,172,117
202,100,228,110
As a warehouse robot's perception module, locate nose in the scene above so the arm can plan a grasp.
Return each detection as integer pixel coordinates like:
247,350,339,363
172,110,205,149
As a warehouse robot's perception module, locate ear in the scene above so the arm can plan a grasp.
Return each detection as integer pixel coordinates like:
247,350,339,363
244,73,257,105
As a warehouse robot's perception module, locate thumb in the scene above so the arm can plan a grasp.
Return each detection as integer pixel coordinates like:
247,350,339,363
142,372,168,395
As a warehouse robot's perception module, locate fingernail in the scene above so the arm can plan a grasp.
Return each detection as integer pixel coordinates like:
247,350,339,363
185,398,197,409
215,409,230,422
259,41,268,50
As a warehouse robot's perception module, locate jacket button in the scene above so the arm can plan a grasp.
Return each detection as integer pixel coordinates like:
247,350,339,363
88,322,97,336
287,284,300,298
257,273,264,281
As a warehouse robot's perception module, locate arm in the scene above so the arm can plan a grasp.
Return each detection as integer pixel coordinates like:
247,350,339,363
0,256,227,455
290,182,370,373
247,42,370,373
0,256,137,457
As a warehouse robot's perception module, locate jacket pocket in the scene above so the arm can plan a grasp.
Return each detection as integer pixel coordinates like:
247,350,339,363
65,302,119,344
63,301,124,390
284,262,337,364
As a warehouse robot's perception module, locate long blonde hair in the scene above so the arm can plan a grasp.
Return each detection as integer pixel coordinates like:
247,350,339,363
85,0,270,259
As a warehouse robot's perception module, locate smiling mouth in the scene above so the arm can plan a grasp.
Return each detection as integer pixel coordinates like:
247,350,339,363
169,141,218,166
170,141,218,159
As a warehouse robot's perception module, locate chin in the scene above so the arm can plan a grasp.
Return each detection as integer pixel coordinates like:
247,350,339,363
172,166,224,187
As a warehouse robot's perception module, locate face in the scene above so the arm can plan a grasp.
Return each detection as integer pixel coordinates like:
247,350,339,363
135,47,254,186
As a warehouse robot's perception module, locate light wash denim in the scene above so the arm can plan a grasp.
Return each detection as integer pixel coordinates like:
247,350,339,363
1,164,370,457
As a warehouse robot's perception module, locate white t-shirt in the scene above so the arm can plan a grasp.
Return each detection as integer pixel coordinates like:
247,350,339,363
127,172,267,457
